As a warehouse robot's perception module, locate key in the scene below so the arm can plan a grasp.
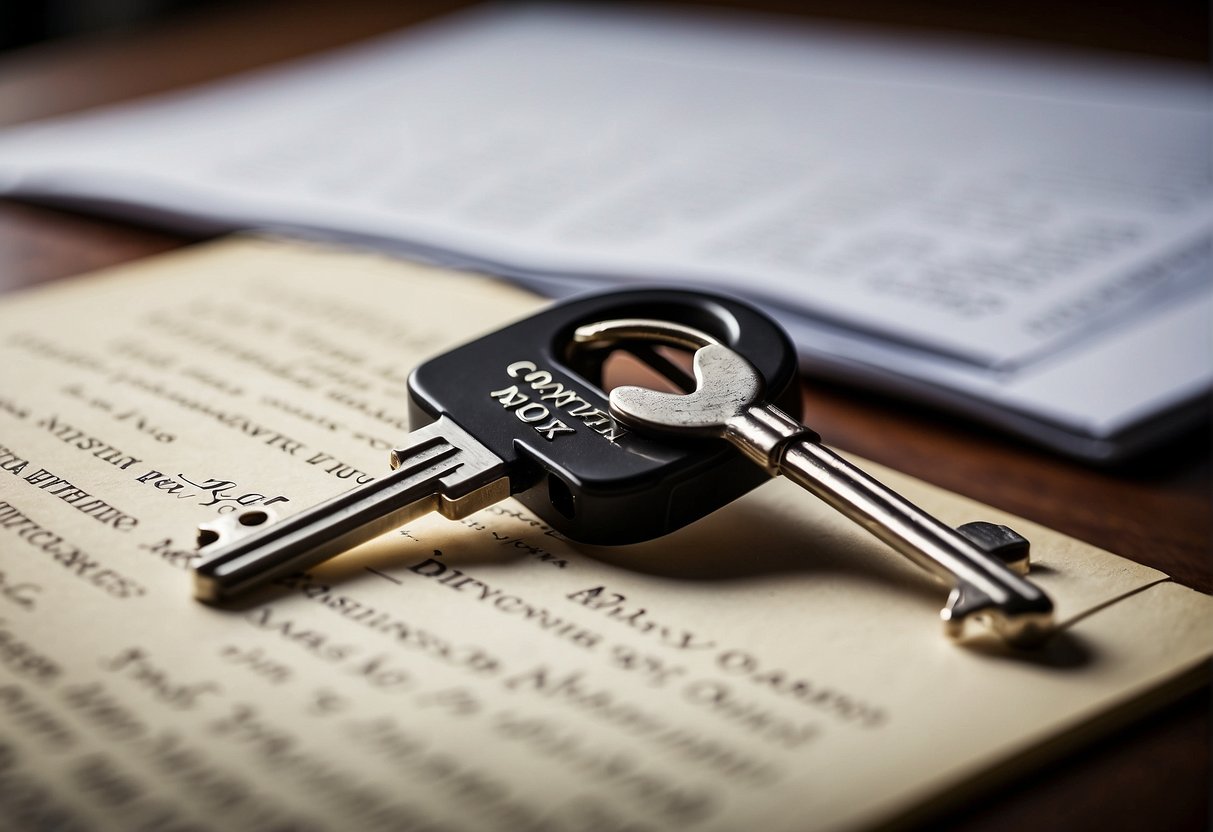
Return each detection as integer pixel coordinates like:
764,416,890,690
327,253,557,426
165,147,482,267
576,318,1055,646
192,288,803,602
193,416,509,601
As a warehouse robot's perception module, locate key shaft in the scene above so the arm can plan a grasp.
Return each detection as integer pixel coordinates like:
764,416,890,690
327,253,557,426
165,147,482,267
777,440,1051,640
193,417,509,602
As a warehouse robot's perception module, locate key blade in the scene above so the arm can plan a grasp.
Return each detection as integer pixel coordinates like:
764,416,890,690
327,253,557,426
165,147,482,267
192,416,509,602
781,441,1055,643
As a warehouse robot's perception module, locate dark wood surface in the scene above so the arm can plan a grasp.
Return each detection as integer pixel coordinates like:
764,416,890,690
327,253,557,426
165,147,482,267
0,2,1209,830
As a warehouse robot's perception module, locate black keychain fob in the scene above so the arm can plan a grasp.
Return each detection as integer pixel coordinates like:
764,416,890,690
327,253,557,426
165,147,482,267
407,287,801,544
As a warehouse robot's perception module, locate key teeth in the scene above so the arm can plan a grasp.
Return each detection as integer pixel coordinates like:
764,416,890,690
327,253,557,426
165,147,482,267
941,521,1052,647
196,507,280,551
942,583,1054,647
941,584,986,639
956,521,1031,575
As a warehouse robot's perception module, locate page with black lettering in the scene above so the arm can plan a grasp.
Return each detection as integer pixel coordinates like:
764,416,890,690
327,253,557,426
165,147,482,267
0,236,1209,832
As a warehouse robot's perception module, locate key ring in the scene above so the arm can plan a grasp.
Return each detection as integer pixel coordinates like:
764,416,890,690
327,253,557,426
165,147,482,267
571,317,721,351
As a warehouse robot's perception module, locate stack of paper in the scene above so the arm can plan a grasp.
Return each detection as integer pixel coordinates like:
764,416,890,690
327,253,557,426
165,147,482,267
0,4,1208,460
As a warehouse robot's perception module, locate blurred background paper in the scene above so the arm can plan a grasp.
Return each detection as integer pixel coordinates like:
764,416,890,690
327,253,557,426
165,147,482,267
0,3,1207,461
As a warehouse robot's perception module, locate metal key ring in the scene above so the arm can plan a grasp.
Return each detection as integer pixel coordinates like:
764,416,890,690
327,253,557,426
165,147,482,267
571,318,722,352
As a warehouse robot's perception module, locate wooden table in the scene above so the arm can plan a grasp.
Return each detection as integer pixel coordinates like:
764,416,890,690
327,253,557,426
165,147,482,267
1,2,1208,829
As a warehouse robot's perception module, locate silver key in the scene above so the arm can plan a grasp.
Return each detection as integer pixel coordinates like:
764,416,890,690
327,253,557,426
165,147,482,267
576,319,1055,646
193,288,812,602
193,417,508,601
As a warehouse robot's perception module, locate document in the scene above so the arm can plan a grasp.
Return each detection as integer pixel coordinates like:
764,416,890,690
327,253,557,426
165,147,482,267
0,5,1208,461
0,236,1210,831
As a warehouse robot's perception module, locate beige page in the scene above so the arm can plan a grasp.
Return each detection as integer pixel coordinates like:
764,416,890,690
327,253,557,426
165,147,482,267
0,236,1209,832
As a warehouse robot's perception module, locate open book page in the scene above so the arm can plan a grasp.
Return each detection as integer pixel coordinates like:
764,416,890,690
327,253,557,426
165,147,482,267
0,236,1209,831
0,4,1208,458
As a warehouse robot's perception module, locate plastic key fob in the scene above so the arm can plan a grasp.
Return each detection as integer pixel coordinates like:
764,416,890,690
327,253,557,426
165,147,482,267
407,288,801,544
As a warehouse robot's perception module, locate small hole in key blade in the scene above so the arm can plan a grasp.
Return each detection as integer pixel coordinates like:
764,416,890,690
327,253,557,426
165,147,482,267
197,529,219,548
238,510,269,527
600,345,695,394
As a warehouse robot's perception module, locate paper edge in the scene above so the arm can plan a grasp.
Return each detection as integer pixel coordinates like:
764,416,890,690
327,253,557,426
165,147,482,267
872,579,1213,831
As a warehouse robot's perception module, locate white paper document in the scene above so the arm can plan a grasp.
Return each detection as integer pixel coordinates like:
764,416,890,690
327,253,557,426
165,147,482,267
0,4,1208,459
